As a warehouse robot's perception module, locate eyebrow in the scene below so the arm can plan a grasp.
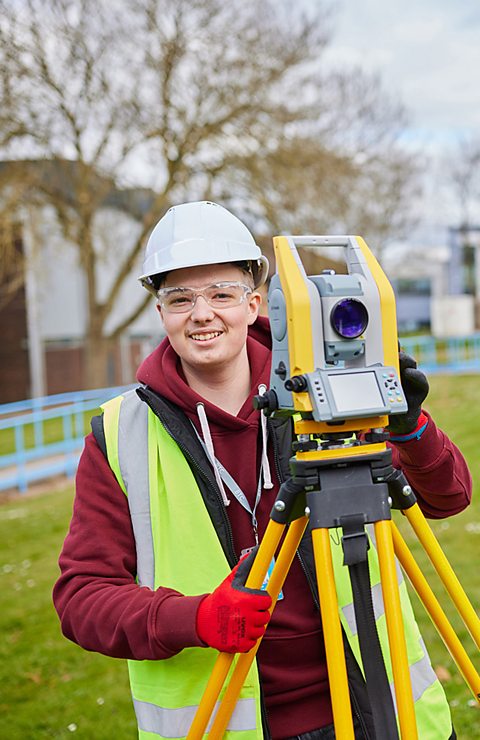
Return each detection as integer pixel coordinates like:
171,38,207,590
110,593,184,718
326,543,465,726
160,281,249,291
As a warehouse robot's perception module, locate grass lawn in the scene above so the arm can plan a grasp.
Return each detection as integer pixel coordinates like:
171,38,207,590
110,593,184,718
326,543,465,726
0,485,136,739
0,374,479,738
394,374,480,737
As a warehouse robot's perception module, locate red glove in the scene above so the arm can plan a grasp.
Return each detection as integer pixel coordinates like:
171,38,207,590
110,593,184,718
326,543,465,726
196,550,272,653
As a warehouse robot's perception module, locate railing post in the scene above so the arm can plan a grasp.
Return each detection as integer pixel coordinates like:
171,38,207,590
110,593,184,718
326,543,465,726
62,412,77,479
14,421,28,493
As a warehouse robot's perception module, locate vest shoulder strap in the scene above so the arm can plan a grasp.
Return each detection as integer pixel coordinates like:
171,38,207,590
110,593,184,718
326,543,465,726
91,414,107,457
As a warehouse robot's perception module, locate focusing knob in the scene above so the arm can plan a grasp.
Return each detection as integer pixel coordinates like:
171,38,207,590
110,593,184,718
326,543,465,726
284,375,308,393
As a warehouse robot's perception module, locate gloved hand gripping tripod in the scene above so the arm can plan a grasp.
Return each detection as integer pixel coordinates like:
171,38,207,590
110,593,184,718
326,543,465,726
187,235,480,739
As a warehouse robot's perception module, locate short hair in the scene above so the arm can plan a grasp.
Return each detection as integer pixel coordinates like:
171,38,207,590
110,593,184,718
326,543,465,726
149,261,256,293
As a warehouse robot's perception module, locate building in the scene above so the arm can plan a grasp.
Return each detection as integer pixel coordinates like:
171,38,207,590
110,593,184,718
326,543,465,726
384,232,478,337
0,161,163,403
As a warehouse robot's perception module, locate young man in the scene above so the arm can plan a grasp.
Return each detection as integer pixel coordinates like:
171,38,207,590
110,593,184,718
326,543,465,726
54,201,472,739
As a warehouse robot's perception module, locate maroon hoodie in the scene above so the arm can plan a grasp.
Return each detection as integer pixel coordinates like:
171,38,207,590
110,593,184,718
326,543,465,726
53,316,472,738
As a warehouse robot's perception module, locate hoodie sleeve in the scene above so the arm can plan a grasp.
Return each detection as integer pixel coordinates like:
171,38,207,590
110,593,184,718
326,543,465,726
52,432,206,660
389,411,472,519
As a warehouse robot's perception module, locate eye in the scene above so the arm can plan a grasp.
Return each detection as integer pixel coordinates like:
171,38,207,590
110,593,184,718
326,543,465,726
212,290,234,301
170,296,190,305
208,284,241,302
165,292,192,306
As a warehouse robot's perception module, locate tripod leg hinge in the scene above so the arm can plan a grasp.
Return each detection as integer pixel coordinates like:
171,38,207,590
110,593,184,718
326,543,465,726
381,468,418,510
270,477,307,524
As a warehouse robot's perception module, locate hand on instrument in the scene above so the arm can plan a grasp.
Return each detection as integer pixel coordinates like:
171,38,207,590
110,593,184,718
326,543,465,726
196,549,272,653
388,351,429,438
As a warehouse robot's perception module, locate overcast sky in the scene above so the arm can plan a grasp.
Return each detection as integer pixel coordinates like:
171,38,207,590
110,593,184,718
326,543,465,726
326,0,480,148
322,0,480,238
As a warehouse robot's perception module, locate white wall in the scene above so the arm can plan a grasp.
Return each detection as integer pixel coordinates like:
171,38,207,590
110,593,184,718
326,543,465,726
430,295,475,337
30,204,162,344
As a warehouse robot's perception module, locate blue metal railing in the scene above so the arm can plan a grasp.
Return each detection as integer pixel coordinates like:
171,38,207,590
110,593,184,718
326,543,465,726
0,385,132,493
400,333,480,374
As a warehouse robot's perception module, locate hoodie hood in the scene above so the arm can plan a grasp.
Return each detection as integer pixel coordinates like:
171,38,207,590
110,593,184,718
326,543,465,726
136,315,272,431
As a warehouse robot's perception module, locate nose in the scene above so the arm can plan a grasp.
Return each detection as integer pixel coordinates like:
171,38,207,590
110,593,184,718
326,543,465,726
190,294,214,321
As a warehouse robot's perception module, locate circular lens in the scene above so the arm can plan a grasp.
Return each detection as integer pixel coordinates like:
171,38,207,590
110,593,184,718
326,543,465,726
331,299,368,338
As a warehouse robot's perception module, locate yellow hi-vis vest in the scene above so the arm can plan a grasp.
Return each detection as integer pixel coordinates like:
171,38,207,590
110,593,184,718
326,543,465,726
102,390,453,740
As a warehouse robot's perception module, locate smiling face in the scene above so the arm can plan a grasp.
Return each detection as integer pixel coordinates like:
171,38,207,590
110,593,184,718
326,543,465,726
157,263,261,379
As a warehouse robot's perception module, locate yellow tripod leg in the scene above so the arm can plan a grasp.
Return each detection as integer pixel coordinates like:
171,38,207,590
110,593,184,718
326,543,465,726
311,527,355,740
186,652,234,740
392,522,480,703
207,516,309,739
186,519,286,740
375,520,418,739
405,503,480,649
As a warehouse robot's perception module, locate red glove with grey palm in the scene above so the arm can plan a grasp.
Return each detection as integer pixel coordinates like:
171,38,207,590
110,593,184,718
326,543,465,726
196,549,272,653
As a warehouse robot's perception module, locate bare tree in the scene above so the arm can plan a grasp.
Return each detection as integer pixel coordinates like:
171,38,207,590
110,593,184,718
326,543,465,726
448,137,480,303
0,207,23,313
0,167,41,312
0,0,417,386
450,137,480,227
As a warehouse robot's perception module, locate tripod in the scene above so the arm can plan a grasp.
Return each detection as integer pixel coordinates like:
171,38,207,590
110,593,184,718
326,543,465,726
187,435,480,739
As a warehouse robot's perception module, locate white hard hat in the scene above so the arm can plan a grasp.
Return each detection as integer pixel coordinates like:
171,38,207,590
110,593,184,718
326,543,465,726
139,201,269,294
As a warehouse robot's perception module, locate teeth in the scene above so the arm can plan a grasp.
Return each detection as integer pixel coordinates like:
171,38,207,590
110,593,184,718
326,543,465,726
190,332,222,341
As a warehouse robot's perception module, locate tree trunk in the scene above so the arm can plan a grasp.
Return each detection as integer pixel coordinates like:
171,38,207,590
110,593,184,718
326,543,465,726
84,333,112,390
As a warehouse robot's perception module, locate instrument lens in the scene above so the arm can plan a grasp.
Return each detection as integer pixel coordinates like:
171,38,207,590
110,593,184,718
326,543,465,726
331,299,368,339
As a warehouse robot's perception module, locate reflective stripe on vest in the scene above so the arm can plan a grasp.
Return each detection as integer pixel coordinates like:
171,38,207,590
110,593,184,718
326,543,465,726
390,638,440,708
103,390,155,589
118,390,155,589
134,696,256,738
342,581,387,636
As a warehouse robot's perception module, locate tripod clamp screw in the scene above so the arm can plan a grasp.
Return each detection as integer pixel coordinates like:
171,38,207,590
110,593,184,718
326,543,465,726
274,501,286,512
402,485,413,496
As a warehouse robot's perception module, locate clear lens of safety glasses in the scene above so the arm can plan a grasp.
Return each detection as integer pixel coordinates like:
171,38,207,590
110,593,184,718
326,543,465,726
157,282,253,313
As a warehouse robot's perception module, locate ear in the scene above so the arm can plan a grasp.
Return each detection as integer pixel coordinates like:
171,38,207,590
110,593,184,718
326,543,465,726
246,291,261,326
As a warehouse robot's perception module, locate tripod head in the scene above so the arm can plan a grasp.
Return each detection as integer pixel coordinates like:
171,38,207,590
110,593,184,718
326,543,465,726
254,235,408,446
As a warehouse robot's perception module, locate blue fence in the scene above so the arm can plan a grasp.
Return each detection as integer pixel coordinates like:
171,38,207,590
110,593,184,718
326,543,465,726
0,386,131,493
400,333,480,374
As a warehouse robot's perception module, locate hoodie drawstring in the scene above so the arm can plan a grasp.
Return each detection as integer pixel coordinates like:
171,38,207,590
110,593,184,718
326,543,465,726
258,384,273,489
196,402,231,506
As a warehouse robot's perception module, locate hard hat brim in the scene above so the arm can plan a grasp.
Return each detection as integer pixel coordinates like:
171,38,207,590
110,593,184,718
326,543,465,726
139,243,269,291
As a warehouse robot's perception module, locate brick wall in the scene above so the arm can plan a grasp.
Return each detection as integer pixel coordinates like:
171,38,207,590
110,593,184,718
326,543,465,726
45,344,84,394
0,284,30,403
44,338,144,395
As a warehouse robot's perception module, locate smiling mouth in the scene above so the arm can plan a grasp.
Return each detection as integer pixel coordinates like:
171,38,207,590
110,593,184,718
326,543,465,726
189,331,223,342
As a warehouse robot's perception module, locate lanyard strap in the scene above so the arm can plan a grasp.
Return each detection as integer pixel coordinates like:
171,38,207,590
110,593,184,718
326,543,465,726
192,425,264,543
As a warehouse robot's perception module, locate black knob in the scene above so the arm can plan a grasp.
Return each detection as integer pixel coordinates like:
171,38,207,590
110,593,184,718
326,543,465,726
284,375,307,393
253,389,279,414
274,361,287,380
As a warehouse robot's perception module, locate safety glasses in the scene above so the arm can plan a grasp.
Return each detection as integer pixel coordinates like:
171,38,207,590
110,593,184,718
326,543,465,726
157,281,253,313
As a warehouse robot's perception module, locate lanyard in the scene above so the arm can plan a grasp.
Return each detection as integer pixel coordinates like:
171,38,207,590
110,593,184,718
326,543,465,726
193,427,265,544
